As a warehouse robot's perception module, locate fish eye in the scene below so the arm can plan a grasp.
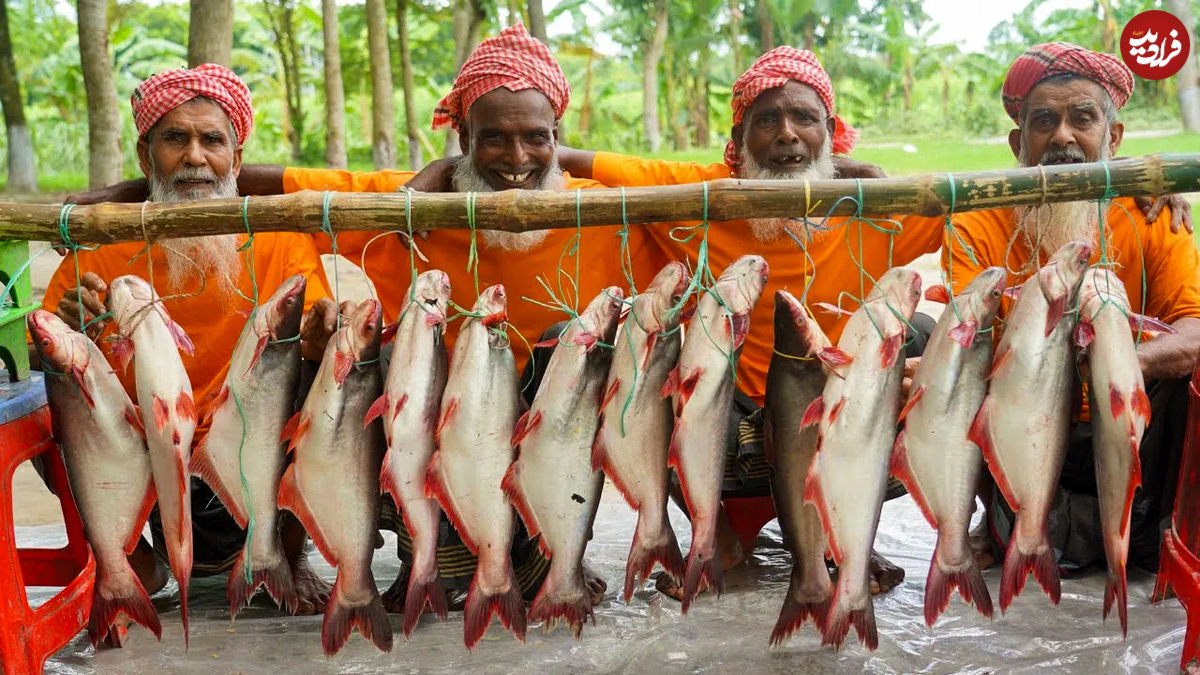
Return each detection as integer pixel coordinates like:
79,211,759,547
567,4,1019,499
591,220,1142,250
40,338,51,347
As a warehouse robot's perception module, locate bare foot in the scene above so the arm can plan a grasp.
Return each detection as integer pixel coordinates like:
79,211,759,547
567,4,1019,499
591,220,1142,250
969,517,996,570
652,531,746,601
583,564,607,606
290,555,331,616
381,571,407,614
867,550,905,595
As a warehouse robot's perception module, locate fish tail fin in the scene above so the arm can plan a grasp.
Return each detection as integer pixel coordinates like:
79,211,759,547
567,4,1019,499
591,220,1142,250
623,514,685,602
167,548,192,650
924,533,993,627
402,572,449,638
1103,566,1129,639
321,571,394,655
999,532,1060,612
680,532,722,613
88,569,163,647
769,569,832,647
227,549,297,618
528,569,594,639
821,585,877,651
463,560,526,650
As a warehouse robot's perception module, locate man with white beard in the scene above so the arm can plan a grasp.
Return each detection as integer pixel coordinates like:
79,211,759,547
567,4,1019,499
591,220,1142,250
554,47,949,599
40,65,343,635
944,43,1200,575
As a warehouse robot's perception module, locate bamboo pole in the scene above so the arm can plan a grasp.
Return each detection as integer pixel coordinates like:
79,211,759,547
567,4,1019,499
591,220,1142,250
5,154,1199,245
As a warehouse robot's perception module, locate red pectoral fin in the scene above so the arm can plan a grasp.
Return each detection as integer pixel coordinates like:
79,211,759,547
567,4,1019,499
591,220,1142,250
815,302,853,318
175,393,196,423
392,393,408,422
948,321,978,349
333,351,354,387
280,411,310,452
817,346,853,376
1109,386,1126,420
152,396,170,431
599,379,620,416
200,384,229,428
898,386,925,424
109,336,135,373
677,370,702,408
574,331,600,352
380,321,399,345
511,409,543,447
124,404,145,439
1045,295,1066,337
730,313,750,350
1131,387,1151,423
244,335,269,377
1129,313,1177,337
828,397,846,424
924,285,951,304
661,367,680,399
72,367,95,408
532,336,560,349
988,346,1012,380
435,398,458,444
880,332,903,369
364,394,388,428
800,395,824,430
1073,321,1095,350
169,320,195,356
1002,283,1023,300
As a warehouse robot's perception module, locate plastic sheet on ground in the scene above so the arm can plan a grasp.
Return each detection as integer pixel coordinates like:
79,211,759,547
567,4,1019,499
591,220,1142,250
25,488,1187,673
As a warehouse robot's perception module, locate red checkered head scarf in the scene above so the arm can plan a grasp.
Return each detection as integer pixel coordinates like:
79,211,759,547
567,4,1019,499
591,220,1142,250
725,46,858,171
432,23,570,132
131,63,254,144
1002,42,1134,123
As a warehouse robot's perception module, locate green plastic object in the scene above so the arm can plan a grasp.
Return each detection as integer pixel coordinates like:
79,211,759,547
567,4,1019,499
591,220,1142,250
0,240,36,382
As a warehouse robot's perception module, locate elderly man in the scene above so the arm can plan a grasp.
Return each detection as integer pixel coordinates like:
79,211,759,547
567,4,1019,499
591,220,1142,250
42,64,341,637
943,42,1200,577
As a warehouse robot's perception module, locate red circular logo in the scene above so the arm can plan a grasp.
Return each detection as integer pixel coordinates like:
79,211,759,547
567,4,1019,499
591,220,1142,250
1121,10,1190,80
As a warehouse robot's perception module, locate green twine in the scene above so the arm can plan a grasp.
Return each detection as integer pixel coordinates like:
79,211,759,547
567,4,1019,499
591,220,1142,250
57,204,109,335
465,191,480,298
320,191,342,331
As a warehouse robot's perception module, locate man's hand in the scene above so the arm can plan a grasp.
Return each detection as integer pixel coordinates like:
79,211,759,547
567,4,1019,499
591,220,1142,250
65,179,149,206
833,156,887,179
1135,194,1193,234
299,298,358,361
901,356,921,399
55,272,109,337
407,157,460,193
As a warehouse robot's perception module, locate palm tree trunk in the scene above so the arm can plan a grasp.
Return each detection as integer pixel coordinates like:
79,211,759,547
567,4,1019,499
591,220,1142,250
1168,0,1200,132
366,0,396,168
321,0,348,168
0,0,35,192
396,0,421,169
642,0,668,152
444,0,485,157
187,0,233,67
527,0,548,43
728,0,743,77
76,0,122,188
755,0,774,51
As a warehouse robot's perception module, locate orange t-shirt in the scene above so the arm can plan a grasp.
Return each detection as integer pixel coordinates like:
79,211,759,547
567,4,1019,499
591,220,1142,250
41,233,333,437
282,167,669,371
942,199,1200,326
591,152,944,403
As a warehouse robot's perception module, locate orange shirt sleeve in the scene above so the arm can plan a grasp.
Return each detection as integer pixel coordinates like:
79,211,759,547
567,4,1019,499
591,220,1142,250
282,167,416,194
591,151,731,187
1135,204,1200,325
894,215,946,263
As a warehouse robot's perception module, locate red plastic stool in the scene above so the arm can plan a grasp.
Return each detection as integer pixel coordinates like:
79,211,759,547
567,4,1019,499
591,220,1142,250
1152,364,1200,673
0,377,95,675
722,495,777,553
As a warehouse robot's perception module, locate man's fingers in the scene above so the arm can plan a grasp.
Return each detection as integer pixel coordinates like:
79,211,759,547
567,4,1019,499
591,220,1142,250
1140,196,1162,223
81,272,108,293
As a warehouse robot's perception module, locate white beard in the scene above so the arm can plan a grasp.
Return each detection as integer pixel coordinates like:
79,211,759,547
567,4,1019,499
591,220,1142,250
1014,133,1109,256
737,134,836,242
148,159,243,296
450,149,567,252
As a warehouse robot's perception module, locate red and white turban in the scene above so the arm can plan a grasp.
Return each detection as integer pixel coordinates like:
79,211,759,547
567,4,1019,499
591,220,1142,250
432,23,570,132
725,46,858,171
131,63,254,143
1002,42,1134,122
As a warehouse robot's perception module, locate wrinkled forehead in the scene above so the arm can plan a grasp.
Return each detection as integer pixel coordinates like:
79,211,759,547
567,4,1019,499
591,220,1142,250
148,97,236,141
464,87,557,137
1022,77,1109,121
744,81,827,122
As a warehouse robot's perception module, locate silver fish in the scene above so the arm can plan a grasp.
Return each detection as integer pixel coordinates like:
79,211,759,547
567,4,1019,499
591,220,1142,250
504,287,624,636
426,285,525,649
108,275,197,646
278,299,391,655
190,274,306,616
802,266,923,650
666,254,769,612
969,240,1092,612
32,309,161,647
892,267,1006,626
764,290,833,645
366,270,452,637
593,262,689,602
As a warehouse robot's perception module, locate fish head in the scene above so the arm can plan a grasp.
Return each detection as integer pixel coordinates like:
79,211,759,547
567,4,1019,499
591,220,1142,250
571,287,625,350
1039,240,1093,305
345,299,383,363
262,274,307,341
774,290,831,356
411,269,452,328
715,255,770,315
869,267,923,320
475,284,508,329
959,266,1008,324
645,261,691,332
1078,267,1129,317
28,309,88,373
106,275,156,326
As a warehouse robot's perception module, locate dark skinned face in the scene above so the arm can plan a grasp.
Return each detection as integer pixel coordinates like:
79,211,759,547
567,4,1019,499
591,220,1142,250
457,87,559,191
1008,78,1124,166
136,98,241,197
731,81,835,173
